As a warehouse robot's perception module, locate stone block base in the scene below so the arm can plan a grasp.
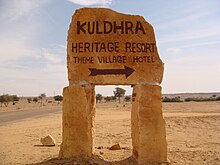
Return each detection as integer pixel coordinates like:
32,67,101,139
59,85,95,158
131,84,168,164
59,84,168,164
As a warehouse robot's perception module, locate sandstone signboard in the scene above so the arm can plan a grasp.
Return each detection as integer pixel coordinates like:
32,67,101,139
67,8,163,85
60,8,168,165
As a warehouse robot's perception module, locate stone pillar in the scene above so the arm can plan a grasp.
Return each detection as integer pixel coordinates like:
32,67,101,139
59,84,95,158
131,84,168,164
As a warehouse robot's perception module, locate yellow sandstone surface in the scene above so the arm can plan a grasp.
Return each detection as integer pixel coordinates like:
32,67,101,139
61,8,168,164
132,84,167,163
67,8,164,85
59,85,95,158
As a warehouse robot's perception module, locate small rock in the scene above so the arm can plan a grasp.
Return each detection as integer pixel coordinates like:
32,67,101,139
40,135,56,146
109,143,121,150
100,151,104,155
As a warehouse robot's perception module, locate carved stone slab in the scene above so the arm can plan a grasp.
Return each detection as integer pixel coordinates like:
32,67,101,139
67,8,164,85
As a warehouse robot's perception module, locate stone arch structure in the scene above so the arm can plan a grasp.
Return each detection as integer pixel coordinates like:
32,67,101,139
59,8,168,164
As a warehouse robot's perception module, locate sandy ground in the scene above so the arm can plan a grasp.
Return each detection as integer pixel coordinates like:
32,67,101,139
0,102,220,165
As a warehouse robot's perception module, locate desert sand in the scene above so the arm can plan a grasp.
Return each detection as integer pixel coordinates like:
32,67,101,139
0,101,220,165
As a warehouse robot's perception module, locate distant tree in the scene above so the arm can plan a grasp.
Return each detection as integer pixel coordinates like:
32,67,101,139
104,96,111,102
40,93,46,98
113,87,126,103
124,96,131,102
111,96,116,101
212,94,216,98
12,95,19,102
0,94,12,107
27,98,32,103
216,96,220,101
33,97,38,103
11,95,19,105
163,97,182,102
38,93,46,105
54,95,63,104
184,97,216,102
96,94,103,103
0,95,5,107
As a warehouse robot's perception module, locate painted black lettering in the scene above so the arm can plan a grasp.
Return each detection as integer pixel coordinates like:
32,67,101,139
107,42,114,52
104,21,112,34
136,43,142,52
136,21,146,34
78,42,83,52
132,43,136,53
133,55,155,63
88,22,95,34
72,56,94,64
91,42,94,52
152,56,155,63
147,56,151,63
97,55,127,64
94,42,100,52
96,21,102,34
77,21,146,35
133,56,139,62
84,42,90,52
98,56,103,63
114,21,124,34
72,43,78,52
125,42,131,52
151,43,155,52
77,21,86,34
99,43,106,52
125,21,134,34
115,42,119,52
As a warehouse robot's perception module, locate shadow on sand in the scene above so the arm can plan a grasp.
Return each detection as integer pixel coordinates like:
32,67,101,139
28,155,139,165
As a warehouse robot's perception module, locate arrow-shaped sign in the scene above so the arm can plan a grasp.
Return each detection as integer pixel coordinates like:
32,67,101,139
89,66,135,78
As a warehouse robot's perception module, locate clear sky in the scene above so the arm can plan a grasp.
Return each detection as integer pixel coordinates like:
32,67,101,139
0,0,219,96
